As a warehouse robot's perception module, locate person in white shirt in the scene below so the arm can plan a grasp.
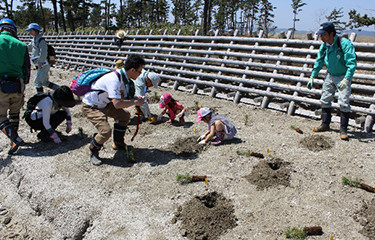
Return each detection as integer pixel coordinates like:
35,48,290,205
24,85,75,143
82,54,145,165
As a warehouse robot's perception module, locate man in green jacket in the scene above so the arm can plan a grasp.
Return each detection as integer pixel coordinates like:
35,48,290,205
307,22,357,140
0,18,31,154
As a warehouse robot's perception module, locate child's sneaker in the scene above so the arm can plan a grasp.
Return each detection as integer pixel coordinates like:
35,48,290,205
210,138,222,145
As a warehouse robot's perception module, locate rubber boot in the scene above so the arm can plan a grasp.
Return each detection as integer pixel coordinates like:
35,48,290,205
179,116,185,125
36,87,44,93
211,131,225,145
313,108,331,132
0,120,24,154
89,137,102,165
112,123,127,150
340,112,350,141
48,82,59,90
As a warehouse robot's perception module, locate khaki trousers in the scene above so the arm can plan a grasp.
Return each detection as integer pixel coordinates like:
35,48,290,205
0,82,24,123
82,102,130,145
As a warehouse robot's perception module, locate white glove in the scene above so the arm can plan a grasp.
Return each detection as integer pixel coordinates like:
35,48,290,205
307,78,314,89
66,120,72,133
198,139,206,145
197,135,206,142
338,78,349,90
157,114,163,121
50,132,62,144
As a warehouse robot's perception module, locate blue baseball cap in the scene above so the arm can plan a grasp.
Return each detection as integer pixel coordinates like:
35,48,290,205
0,18,17,34
26,23,41,32
316,22,335,35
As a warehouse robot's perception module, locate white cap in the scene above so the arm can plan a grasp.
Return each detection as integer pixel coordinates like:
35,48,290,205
146,71,161,88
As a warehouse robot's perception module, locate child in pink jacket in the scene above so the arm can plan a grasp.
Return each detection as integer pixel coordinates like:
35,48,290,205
157,93,187,125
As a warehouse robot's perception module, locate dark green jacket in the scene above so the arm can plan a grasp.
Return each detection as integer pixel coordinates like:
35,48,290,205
0,31,30,83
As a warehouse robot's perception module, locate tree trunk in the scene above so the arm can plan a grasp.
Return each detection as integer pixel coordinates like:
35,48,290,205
203,0,212,35
4,0,14,18
38,0,46,30
292,13,296,39
119,0,123,26
51,0,59,33
67,9,74,32
59,0,66,32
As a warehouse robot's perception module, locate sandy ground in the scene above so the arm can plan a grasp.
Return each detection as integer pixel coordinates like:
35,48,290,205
0,68,375,240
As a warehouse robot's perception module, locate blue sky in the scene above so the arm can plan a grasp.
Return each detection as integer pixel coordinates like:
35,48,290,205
12,0,375,32
271,0,375,32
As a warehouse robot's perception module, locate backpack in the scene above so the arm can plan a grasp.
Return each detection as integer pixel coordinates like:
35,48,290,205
70,68,121,96
23,93,51,119
38,38,57,66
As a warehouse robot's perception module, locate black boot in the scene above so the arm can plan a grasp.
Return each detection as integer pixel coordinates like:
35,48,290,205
340,112,350,140
89,137,102,165
313,108,331,132
36,87,44,93
0,120,24,154
112,123,127,150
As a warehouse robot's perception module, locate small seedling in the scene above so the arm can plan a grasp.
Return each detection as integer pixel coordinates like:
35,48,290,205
342,176,375,193
129,147,136,163
176,173,192,185
176,174,207,185
342,176,360,187
290,125,303,134
153,91,159,100
125,145,136,163
194,101,200,110
236,150,264,158
244,114,248,126
285,227,307,239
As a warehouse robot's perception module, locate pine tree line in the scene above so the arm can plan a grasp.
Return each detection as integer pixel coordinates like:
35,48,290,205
0,0,374,36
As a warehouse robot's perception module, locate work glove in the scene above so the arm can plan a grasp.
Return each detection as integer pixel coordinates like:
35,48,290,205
50,132,62,144
307,78,314,89
197,135,206,142
338,78,349,90
66,120,72,133
157,114,163,121
198,139,207,145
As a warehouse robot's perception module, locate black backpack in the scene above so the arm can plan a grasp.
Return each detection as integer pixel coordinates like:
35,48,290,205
38,38,57,66
23,93,51,119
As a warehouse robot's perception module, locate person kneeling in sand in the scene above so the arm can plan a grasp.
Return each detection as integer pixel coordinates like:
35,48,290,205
196,107,237,145
24,85,76,143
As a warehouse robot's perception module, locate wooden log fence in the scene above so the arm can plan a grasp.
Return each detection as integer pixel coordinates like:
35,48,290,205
19,31,375,132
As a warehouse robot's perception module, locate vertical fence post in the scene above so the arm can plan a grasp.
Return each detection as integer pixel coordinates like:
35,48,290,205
149,29,167,81
364,94,375,132
287,34,319,115
233,31,264,103
210,29,238,98
161,29,180,77
261,30,292,109
192,29,218,94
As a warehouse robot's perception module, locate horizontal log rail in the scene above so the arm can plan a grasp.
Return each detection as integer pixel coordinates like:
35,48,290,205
19,30,375,131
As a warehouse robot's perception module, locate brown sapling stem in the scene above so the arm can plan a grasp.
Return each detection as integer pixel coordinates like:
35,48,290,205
191,175,207,182
303,226,323,235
